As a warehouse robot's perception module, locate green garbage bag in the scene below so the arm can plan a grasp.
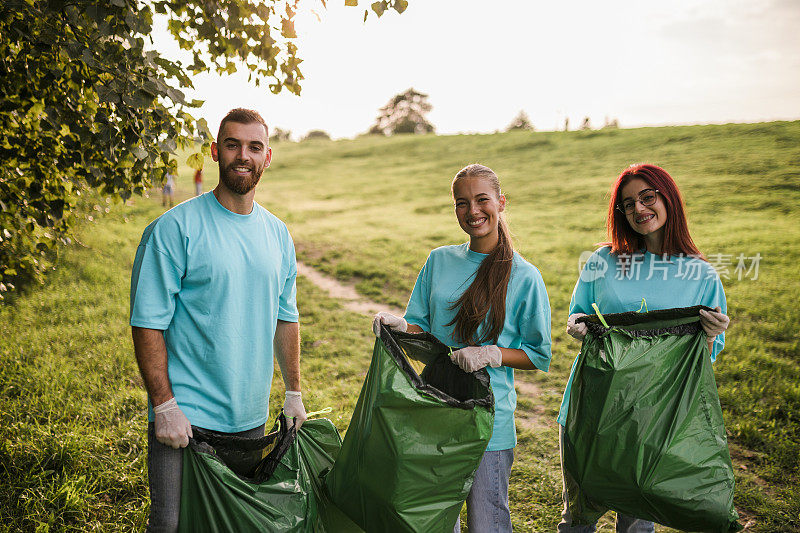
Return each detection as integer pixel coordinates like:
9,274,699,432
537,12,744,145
178,413,358,532
296,417,363,533
563,305,742,533
325,326,495,533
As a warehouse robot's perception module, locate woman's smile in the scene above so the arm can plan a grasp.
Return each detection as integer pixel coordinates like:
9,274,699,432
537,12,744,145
467,216,488,228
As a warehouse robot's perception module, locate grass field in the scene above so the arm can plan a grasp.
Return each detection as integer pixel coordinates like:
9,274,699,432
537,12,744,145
1,121,799,531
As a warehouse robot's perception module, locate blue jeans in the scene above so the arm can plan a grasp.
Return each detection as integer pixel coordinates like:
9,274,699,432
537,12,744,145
146,422,265,533
453,448,514,532
557,426,654,533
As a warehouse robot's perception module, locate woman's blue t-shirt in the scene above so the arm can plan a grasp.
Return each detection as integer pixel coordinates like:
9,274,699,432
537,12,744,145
404,243,552,451
557,246,727,426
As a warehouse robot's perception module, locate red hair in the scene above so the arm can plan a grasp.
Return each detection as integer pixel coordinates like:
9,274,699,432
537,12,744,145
606,164,705,260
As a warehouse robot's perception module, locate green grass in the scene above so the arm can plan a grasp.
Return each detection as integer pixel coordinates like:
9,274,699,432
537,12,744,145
2,121,799,531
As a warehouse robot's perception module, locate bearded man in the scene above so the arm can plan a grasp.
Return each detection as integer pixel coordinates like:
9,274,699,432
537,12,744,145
129,108,306,532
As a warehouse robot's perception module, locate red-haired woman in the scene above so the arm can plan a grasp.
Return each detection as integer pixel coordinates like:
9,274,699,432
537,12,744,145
557,164,730,533
373,163,552,532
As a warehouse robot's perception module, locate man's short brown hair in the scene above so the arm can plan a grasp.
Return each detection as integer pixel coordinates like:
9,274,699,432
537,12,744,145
217,108,269,142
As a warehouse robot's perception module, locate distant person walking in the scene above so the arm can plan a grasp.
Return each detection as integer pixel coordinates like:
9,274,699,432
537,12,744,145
557,163,730,533
130,108,307,533
162,172,175,208
193,167,203,196
372,163,552,532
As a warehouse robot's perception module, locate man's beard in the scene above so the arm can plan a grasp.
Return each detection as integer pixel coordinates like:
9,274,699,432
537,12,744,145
219,161,264,195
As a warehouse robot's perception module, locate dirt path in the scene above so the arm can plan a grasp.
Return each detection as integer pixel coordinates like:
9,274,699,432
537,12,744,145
514,379,550,430
297,261,405,317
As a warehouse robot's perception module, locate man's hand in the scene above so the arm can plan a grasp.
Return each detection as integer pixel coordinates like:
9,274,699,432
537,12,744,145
372,312,407,337
449,345,503,373
153,397,193,449
566,313,589,341
284,391,307,430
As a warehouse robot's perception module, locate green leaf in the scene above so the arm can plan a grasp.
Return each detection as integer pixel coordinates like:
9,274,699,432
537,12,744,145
159,138,177,153
131,146,148,160
186,152,204,171
394,0,408,13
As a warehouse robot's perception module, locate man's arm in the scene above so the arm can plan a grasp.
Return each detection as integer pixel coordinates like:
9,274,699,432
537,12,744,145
274,320,301,391
274,320,306,428
131,326,173,406
131,326,192,448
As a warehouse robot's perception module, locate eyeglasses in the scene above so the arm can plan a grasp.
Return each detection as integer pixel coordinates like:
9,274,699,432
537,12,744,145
617,189,660,214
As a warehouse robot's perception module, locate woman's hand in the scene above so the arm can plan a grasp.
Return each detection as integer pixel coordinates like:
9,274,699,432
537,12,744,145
566,313,588,340
450,345,502,373
699,306,729,341
371,312,407,337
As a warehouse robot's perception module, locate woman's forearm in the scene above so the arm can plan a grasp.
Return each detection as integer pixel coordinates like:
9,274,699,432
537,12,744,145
499,347,537,370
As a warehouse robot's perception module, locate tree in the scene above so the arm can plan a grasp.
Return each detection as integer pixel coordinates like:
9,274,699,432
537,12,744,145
0,0,409,300
303,129,331,141
506,110,534,132
369,88,434,136
272,127,293,142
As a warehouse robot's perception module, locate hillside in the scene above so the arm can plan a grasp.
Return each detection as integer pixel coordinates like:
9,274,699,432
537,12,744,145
1,121,798,531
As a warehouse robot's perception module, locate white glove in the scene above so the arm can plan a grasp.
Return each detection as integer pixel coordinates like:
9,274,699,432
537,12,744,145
284,391,307,430
372,312,407,337
699,306,729,342
153,397,193,449
449,345,503,373
566,313,589,340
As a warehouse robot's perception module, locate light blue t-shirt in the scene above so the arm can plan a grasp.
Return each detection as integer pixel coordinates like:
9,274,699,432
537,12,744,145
557,246,727,426
404,243,552,451
130,192,299,432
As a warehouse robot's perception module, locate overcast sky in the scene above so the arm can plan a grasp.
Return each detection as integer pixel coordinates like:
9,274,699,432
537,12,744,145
151,0,800,139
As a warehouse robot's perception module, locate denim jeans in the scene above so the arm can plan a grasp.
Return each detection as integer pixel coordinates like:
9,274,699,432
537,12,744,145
557,426,655,533
146,422,265,533
453,448,514,532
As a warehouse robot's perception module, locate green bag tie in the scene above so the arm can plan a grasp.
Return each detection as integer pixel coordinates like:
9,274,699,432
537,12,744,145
306,407,333,419
592,303,610,328
637,298,648,313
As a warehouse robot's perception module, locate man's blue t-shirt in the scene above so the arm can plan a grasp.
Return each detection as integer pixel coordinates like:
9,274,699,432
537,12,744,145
404,244,552,451
557,246,727,426
130,192,299,432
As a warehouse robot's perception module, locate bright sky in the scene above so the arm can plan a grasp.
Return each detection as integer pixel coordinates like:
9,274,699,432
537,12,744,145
152,0,800,139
